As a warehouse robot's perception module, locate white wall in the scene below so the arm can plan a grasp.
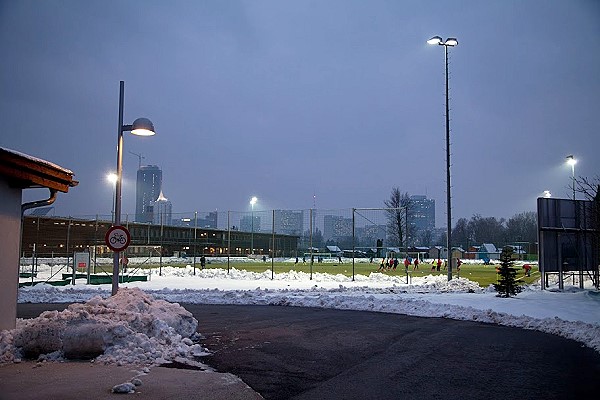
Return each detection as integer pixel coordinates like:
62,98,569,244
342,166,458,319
0,178,22,330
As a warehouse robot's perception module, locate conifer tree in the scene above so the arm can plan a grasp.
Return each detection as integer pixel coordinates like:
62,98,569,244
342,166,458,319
494,247,523,298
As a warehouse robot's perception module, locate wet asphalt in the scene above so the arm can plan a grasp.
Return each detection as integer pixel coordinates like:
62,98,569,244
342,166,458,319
17,303,600,400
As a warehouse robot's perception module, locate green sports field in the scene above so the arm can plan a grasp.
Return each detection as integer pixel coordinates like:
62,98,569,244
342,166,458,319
116,260,539,288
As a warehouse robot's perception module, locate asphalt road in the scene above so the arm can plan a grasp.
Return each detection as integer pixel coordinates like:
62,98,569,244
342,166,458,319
17,303,600,400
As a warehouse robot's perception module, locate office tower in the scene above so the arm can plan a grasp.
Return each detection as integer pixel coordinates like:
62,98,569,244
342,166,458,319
408,195,435,236
323,215,352,240
151,190,172,225
135,165,162,222
274,210,304,236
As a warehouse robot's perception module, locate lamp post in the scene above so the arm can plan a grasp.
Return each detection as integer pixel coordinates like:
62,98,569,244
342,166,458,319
106,173,118,222
112,80,155,296
428,36,458,281
250,196,257,255
566,155,577,200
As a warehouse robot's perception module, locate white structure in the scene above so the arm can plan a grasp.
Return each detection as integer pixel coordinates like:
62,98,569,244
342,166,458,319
0,147,76,330
151,190,172,225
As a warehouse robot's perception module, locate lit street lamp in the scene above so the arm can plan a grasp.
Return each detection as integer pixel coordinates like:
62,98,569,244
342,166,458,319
428,36,458,281
543,190,552,198
250,196,257,255
112,81,155,296
566,155,577,200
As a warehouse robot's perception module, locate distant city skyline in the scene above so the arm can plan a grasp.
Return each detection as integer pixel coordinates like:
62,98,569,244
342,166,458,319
2,1,598,228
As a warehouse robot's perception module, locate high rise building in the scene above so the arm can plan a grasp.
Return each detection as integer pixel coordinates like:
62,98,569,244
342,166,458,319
151,190,172,225
323,215,352,240
408,195,435,244
135,165,162,222
274,210,304,236
240,215,261,233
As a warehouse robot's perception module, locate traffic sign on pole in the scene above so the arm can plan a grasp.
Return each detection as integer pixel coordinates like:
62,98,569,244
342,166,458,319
105,225,131,252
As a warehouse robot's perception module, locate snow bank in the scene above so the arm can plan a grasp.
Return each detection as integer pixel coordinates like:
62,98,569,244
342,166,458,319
0,288,204,366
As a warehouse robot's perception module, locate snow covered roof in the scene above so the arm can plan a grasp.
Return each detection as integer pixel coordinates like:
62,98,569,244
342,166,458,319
0,147,77,192
326,245,341,252
480,243,498,253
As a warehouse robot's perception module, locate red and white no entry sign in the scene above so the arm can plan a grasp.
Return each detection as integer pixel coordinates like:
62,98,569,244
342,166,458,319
105,225,131,252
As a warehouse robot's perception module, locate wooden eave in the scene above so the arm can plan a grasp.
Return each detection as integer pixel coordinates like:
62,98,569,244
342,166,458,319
0,148,78,192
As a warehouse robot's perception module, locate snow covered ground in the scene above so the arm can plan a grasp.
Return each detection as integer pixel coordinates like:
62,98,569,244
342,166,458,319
4,257,600,369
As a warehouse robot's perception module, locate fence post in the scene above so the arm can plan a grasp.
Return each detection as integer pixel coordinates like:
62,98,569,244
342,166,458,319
193,211,197,275
227,211,231,274
271,209,275,280
309,208,313,280
352,208,355,282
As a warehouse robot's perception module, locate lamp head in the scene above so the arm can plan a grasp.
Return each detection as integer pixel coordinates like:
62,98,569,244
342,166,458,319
427,36,442,45
250,196,258,206
131,118,156,136
445,38,458,46
566,155,577,166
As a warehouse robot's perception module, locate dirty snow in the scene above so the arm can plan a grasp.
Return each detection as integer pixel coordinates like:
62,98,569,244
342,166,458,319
4,258,600,367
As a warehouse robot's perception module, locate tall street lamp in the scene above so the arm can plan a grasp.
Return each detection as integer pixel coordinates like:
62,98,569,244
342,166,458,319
428,35,458,281
112,80,155,296
250,196,257,255
566,155,577,200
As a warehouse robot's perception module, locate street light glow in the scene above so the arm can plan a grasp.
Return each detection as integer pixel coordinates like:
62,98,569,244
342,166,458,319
250,196,257,206
131,117,156,136
445,38,458,46
566,154,577,166
106,172,118,185
543,190,552,198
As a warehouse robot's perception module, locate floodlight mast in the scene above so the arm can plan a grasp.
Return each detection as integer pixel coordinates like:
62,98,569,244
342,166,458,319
428,36,458,281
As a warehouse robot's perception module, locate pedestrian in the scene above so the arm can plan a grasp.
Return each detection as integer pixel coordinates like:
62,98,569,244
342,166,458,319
379,258,385,271
120,255,129,273
338,255,343,264
200,255,206,269
437,258,442,271
457,258,462,272
431,260,436,271
393,258,399,271
262,255,267,262
403,257,410,271
413,258,419,270
295,256,299,265
523,263,531,277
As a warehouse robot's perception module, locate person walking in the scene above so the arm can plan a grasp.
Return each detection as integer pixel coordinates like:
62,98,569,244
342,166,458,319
120,254,129,273
413,258,419,270
200,255,206,270
437,258,442,271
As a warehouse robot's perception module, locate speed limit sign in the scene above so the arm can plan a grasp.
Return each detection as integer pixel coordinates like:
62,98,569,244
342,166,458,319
105,225,131,252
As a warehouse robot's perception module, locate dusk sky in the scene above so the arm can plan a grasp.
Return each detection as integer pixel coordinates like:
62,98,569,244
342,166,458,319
1,0,598,227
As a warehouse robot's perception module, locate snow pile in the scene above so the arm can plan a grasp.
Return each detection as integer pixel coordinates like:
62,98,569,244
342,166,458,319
0,288,204,366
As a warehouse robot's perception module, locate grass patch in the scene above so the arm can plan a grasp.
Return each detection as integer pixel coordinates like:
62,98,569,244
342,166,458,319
93,260,539,288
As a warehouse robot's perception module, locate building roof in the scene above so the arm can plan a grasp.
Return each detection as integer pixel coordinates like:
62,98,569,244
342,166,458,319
0,147,77,192
479,243,498,253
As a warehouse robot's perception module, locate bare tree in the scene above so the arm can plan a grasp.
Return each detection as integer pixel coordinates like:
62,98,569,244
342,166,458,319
384,188,412,250
505,211,537,245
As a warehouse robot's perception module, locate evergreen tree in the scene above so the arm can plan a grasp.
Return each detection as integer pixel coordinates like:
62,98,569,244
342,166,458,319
494,247,523,297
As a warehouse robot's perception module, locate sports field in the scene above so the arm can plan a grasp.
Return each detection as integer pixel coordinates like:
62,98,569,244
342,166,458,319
104,259,540,288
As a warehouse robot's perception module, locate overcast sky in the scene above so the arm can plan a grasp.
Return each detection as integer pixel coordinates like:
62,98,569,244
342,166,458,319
1,0,599,227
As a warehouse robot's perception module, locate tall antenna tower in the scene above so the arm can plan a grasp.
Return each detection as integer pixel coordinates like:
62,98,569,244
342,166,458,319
129,151,145,169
